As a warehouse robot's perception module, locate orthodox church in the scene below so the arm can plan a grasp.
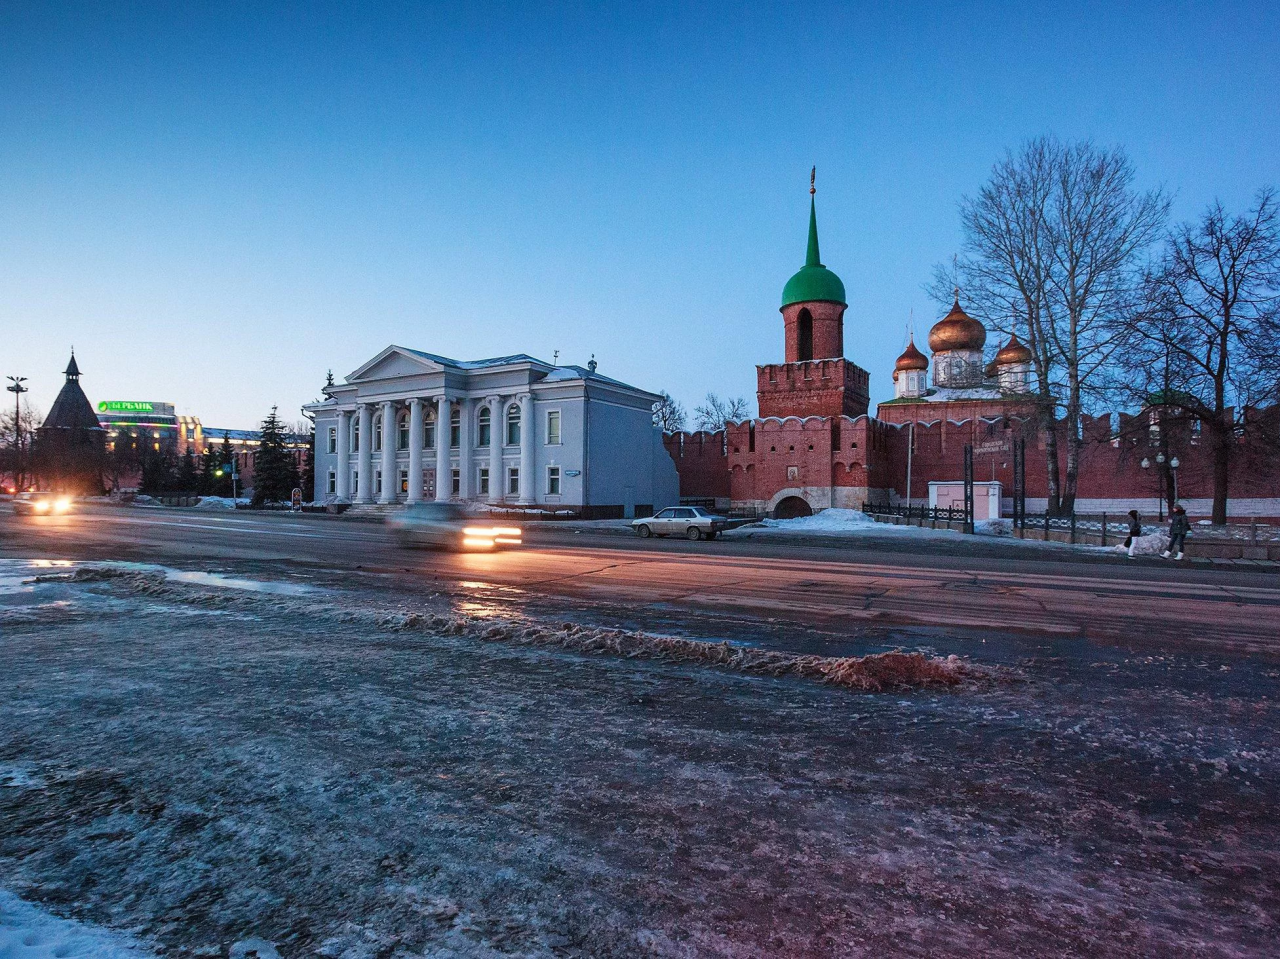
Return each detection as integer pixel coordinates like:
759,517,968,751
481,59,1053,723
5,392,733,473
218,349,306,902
663,181,1042,518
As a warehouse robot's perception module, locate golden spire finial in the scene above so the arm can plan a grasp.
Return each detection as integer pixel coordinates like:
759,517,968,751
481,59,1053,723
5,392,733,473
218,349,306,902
810,166,816,196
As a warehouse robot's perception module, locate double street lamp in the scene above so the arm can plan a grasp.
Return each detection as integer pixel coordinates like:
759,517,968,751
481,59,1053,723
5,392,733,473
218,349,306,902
1140,452,1180,520
6,375,28,493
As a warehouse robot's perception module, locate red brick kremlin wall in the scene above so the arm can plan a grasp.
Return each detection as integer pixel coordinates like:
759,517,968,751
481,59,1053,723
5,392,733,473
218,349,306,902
666,404,1280,521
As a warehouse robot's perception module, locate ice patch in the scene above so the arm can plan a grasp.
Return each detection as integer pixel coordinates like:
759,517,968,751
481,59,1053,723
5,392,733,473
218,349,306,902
0,889,158,958
229,938,280,959
0,763,44,789
163,570,314,596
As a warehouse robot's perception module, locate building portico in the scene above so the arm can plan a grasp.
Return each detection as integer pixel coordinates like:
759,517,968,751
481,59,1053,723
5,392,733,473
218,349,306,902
306,348,678,517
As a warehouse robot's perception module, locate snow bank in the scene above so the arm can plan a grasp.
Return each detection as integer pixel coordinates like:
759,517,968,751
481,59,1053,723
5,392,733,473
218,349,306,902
0,889,157,958
194,496,248,510
30,566,995,694
744,508,955,537
1115,531,1171,556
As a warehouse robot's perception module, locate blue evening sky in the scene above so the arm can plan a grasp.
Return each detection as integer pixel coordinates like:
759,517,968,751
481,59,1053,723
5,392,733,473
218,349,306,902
2,1,1276,427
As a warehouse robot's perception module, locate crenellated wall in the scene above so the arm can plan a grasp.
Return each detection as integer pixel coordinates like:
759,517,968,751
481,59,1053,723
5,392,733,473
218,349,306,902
664,403,1280,520
756,358,870,419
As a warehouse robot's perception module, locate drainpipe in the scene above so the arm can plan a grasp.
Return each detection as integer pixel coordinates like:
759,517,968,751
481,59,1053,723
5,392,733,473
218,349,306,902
581,383,590,518
905,420,914,510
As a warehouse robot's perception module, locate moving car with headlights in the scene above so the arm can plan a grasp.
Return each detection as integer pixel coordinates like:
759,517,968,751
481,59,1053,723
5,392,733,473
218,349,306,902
12,492,73,516
387,502,522,551
632,506,727,540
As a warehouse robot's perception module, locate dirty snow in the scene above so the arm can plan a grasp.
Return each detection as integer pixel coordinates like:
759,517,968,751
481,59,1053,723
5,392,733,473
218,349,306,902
1,559,1277,957
0,889,158,958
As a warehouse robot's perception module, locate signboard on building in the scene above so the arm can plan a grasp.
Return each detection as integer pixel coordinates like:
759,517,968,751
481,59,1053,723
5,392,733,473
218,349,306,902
99,400,155,413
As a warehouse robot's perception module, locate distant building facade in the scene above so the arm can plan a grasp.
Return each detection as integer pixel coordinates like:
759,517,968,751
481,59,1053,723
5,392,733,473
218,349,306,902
304,348,678,518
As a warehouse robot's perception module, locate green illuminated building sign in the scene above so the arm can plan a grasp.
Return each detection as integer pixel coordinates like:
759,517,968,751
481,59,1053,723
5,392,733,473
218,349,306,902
98,401,155,413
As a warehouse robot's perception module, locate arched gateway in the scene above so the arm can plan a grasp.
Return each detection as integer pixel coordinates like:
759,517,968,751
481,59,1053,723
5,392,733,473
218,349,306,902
773,495,813,519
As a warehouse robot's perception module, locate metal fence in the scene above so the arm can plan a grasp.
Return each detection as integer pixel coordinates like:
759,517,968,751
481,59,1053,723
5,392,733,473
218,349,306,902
861,502,968,524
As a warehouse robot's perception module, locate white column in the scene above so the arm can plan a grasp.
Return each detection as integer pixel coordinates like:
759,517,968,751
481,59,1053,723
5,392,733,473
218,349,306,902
406,398,424,504
379,400,397,504
334,410,351,501
355,403,374,503
457,397,472,501
435,394,452,501
487,395,503,504
518,392,534,504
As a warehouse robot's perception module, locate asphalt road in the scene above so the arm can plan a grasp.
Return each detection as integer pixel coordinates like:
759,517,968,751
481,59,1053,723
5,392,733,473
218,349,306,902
4,504,1278,654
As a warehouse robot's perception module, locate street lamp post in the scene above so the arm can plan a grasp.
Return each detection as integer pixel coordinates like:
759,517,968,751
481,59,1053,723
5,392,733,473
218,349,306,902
6,376,29,492
1139,455,1165,521
1169,456,1180,505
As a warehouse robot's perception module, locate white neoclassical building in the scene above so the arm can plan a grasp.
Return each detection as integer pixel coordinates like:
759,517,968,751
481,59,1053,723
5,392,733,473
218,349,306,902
304,347,679,517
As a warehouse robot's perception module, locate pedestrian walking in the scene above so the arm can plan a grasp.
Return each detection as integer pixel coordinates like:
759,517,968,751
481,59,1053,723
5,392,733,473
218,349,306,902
1163,504,1190,560
1124,509,1142,559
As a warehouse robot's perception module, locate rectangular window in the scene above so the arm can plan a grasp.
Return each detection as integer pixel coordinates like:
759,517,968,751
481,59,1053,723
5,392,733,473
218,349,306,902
353,424,360,452
327,427,337,454
507,467,520,496
547,465,561,495
352,472,359,496
478,467,489,495
450,415,460,449
398,420,409,450
451,468,460,496
375,470,382,495
546,410,561,445
399,469,408,494
327,470,336,494
425,421,436,449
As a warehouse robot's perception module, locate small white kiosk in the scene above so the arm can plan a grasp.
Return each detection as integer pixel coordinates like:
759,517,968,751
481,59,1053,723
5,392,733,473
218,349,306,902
928,481,1003,520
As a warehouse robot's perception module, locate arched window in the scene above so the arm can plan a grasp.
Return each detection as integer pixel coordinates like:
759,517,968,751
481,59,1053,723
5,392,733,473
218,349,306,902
450,408,461,449
397,411,409,450
797,308,814,361
373,414,383,452
352,419,360,452
506,404,521,446
477,407,491,448
424,409,436,450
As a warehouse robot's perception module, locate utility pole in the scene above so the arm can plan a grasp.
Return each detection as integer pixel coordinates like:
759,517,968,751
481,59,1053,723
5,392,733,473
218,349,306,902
6,376,28,492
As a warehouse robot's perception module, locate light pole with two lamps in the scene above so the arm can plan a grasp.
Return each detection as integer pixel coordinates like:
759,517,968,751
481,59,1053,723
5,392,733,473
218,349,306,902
1140,453,1181,520
6,375,29,493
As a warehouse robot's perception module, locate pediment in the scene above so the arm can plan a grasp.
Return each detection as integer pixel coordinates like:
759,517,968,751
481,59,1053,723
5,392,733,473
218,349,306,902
347,346,445,383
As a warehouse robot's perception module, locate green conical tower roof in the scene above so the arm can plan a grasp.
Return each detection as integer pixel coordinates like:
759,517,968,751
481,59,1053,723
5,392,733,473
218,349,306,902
781,189,846,309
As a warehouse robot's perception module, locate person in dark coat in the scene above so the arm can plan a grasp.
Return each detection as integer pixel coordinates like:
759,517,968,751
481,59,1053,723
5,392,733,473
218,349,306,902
1163,505,1191,560
1125,509,1142,559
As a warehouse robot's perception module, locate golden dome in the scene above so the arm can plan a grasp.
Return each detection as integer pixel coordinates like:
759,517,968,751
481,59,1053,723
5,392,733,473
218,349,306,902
928,296,987,353
994,332,1033,366
892,338,929,381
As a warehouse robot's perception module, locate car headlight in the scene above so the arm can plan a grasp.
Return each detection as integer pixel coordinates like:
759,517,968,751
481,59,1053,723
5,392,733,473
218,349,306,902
54,498,71,513
35,500,50,512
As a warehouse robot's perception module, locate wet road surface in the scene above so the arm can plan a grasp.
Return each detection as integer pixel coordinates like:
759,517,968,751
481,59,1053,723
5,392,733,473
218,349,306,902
3,505,1279,656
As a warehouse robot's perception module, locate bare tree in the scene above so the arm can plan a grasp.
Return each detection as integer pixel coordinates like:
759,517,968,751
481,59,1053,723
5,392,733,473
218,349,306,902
1042,141,1169,513
652,391,687,433
1125,189,1280,524
0,399,42,491
693,393,750,431
933,138,1063,510
936,137,1168,514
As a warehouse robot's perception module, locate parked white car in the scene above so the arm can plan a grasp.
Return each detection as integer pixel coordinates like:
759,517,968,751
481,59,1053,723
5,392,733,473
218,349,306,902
632,506,728,541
